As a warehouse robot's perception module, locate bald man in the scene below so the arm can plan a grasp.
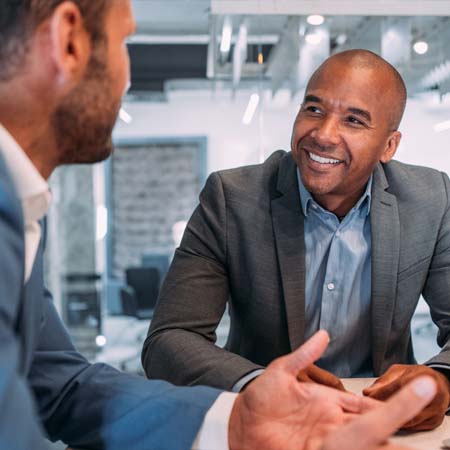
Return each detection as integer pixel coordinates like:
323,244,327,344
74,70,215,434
143,49,450,431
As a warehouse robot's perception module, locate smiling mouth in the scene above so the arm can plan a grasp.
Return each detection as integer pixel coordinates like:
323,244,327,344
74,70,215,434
307,151,343,165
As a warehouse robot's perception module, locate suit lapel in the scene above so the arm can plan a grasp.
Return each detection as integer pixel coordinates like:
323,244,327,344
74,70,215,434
370,164,400,374
271,154,306,351
20,234,45,373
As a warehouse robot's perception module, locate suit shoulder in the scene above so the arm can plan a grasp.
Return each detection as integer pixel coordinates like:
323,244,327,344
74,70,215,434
384,159,447,189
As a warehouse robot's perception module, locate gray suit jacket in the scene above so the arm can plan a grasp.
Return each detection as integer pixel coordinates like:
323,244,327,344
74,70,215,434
143,150,450,391
0,154,220,449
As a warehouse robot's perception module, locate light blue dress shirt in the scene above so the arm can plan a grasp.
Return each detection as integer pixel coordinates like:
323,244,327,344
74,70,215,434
298,170,373,377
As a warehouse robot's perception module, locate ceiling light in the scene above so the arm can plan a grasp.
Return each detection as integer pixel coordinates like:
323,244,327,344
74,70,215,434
95,335,107,347
220,16,232,53
243,93,260,125
305,33,323,45
336,34,347,46
413,41,428,55
434,120,450,133
307,15,324,26
119,108,132,124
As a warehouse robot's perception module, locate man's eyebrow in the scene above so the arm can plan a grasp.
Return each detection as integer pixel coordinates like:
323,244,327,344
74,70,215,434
348,107,372,122
303,95,322,103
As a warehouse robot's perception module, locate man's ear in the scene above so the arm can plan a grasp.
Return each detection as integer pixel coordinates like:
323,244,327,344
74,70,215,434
380,130,401,163
49,1,91,86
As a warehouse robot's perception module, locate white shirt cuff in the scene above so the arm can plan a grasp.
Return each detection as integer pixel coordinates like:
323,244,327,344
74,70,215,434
192,392,238,450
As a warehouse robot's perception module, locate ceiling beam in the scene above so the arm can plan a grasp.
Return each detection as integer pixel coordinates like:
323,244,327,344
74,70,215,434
211,1,450,17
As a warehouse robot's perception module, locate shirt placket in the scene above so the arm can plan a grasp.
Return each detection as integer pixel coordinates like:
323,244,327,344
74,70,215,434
317,211,342,335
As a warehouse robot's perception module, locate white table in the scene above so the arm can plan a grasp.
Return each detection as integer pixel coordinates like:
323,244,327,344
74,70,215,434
342,378,450,450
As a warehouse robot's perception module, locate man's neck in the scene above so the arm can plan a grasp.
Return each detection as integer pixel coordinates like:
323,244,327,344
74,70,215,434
313,188,366,218
0,114,58,180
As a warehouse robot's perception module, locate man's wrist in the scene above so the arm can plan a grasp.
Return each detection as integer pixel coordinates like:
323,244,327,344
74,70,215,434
228,394,246,450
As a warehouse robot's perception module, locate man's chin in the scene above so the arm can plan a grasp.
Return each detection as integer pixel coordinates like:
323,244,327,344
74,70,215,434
64,143,114,165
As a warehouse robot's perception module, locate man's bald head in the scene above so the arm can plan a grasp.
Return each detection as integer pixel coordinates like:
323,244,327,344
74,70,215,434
306,49,407,130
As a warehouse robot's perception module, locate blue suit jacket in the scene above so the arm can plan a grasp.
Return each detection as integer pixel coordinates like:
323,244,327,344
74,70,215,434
0,155,221,450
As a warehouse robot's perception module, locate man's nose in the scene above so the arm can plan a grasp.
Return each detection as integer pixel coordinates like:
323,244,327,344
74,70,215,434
310,116,341,147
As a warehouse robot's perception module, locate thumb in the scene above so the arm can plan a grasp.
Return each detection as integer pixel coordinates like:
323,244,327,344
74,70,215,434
328,376,437,450
271,330,330,376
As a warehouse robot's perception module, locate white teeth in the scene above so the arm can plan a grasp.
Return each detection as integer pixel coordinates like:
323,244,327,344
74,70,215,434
308,152,341,164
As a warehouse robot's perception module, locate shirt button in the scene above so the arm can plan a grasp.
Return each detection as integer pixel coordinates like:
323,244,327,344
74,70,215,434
327,282,335,291
335,230,341,237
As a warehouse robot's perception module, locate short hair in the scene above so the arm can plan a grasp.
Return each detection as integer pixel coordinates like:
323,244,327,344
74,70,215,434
308,49,407,130
0,0,109,81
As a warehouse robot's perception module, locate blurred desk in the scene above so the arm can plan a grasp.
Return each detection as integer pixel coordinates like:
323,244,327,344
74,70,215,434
342,378,450,450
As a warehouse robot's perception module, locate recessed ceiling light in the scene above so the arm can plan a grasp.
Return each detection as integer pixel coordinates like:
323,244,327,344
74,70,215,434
243,93,260,125
307,15,324,26
413,41,428,55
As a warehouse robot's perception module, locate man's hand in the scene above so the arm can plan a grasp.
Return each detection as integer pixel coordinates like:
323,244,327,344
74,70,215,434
228,331,377,450
297,364,346,391
321,375,437,450
363,364,450,431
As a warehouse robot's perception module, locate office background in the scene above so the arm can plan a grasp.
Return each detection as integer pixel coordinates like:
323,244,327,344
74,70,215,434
44,0,449,381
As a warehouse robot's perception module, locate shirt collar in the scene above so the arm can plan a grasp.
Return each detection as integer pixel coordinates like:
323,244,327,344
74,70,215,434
0,123,51,223
296,168,372,217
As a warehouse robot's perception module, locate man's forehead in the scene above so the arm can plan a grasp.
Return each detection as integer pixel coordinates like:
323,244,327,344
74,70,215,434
306,62,392,102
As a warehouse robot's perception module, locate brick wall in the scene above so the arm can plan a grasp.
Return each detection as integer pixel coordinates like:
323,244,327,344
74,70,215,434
110,140,206,278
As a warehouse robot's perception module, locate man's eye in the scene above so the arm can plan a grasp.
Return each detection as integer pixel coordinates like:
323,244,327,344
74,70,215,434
347,116,364,126
303,106,322,114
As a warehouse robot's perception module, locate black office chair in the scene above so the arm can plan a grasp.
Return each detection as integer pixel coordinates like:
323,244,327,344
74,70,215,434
120,267,160,320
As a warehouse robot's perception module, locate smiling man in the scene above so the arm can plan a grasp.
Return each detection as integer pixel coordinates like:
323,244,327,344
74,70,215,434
144,49,450,431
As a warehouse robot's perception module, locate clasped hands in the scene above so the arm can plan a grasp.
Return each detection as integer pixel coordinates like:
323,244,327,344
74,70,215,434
297,361,450,431
228,331,440,450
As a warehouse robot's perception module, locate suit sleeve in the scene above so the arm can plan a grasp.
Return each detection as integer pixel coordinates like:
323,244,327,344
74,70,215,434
0,178,50,450
142,172,263,391
423,172,450,369
28,287,221,450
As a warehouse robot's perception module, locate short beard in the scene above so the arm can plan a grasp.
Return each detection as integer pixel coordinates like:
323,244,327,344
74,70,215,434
52,47,120,165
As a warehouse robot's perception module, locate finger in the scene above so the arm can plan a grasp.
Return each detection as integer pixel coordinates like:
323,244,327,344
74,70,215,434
297,370,313,383
338,392,382,413
345,376,437,446
356,395,384,413
363,379,401,400
362,378,392,396
308,364,347,391
274,330,330,375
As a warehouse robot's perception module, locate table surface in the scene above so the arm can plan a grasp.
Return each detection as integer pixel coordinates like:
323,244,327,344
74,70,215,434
342,378,450,450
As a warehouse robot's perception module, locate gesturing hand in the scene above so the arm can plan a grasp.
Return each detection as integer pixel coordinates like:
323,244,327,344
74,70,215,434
321,375,437,450
363,364,450,431
228,331,376,450
297,364,346,392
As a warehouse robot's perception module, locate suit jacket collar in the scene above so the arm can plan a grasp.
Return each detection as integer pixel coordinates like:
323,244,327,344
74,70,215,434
370,163,400,375
271,152,306,350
